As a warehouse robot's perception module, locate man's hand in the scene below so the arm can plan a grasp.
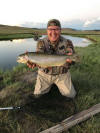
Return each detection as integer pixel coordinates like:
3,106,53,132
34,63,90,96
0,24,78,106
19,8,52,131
66,48,73,63
27,60,36,69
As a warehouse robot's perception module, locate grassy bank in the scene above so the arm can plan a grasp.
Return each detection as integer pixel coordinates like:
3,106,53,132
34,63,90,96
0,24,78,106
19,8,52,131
0,25,42,40
0,35,100,133
0,33,34,40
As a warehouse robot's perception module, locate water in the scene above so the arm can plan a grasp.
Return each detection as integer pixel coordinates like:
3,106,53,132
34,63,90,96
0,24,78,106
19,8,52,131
0,35,91,70
62,35,91,47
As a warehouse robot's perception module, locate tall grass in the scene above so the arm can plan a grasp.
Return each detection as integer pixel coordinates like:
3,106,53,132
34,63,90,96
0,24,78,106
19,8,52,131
0,35,100,133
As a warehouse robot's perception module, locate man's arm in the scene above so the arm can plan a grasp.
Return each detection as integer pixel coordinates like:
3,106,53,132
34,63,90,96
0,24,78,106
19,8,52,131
66,39,75,54
27,40,45,69
66,39,75,64
36,40,45,53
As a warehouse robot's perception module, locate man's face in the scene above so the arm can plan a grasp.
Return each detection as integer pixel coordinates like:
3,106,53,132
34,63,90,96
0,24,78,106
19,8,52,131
47,26,61,43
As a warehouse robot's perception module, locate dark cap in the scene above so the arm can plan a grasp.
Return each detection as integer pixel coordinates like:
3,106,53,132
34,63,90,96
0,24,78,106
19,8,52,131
47,19,61,28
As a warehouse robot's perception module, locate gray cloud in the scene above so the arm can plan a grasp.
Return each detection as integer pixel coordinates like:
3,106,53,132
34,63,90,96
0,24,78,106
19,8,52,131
83,17,100,30
61,20,84,30
21,22,46,29
20,18,100,30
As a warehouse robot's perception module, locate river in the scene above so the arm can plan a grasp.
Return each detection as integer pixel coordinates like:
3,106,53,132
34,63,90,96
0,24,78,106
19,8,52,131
0,35,91,70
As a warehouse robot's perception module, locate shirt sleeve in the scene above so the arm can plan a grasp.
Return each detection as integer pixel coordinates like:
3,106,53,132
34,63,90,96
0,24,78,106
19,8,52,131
64,39,75,67
36,40,45,53
66,39,75,54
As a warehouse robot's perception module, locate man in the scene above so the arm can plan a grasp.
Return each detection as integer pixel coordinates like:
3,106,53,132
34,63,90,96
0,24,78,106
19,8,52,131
27,19,76,99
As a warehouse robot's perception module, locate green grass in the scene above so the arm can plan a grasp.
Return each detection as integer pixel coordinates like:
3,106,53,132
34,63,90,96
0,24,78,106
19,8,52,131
0,25,42,40
0,35,100,133
0,34,33,40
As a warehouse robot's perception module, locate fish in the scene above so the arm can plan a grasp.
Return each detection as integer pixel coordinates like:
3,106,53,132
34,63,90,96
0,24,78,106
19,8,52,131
17,52,79,68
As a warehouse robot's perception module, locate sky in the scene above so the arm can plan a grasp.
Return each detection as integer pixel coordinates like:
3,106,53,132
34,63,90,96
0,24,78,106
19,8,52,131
0,0,100,30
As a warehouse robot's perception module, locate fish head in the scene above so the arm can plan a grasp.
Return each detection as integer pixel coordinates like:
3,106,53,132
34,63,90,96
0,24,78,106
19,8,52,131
17,54,29,64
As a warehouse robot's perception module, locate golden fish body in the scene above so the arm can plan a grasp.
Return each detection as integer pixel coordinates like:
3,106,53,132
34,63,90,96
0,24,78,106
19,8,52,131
17,52,79,68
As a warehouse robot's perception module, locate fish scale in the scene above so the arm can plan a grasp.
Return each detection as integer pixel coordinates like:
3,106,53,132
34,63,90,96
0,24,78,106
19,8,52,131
17,52,79,68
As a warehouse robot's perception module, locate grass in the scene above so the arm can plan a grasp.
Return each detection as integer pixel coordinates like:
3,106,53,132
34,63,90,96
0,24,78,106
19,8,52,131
0,25,42,40
0,34,100,133
0,34,33,40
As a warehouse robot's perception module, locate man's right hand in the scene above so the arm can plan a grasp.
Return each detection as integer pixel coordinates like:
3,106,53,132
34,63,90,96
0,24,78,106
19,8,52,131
27,60,36,69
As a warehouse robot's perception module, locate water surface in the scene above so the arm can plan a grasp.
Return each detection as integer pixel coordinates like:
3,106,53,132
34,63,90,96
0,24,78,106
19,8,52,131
0,35,91,70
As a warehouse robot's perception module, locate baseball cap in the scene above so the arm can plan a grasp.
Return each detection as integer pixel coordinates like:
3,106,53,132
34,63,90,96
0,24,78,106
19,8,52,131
47,19,61,28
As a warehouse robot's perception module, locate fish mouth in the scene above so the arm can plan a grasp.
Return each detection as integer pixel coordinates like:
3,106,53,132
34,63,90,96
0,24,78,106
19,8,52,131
17,56,28,64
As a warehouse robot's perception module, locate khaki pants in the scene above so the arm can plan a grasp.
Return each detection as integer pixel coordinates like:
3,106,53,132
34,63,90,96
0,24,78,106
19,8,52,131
34,70,76,98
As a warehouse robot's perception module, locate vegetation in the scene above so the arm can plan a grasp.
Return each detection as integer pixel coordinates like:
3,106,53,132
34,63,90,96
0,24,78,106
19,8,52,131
0,24,40,34
0,25,100,132
0,24,100,40
0,33,33,40
0,25,42,40
61,28,100,35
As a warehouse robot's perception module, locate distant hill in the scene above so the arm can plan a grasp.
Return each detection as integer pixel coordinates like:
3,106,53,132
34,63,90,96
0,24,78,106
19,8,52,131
0,24,41,34
0,24,100,35
61,28,100,35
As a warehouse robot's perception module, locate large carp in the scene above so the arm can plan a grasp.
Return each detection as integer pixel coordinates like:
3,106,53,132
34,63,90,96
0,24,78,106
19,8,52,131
17,52,79,68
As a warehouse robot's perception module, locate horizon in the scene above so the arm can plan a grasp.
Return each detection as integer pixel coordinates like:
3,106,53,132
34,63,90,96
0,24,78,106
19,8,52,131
0,23,100,31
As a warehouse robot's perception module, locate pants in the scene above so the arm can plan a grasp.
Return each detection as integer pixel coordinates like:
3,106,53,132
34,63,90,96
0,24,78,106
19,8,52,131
34,70,76,98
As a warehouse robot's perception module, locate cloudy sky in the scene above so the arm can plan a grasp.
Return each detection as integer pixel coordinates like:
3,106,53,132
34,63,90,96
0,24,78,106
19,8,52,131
0,0,100,30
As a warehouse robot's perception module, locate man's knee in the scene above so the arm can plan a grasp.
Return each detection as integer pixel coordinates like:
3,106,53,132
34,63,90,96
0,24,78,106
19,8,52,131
34,86,52,96
61,89,76,98
69,90,76,98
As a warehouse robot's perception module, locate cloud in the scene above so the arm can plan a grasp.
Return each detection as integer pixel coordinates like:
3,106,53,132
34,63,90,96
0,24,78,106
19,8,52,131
83,19,97,27
84,20,94,27
21,22,47,29
83,17,100,29
20,20,84,30
61,20,84,30
20,18,100,30
97,17,100,21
